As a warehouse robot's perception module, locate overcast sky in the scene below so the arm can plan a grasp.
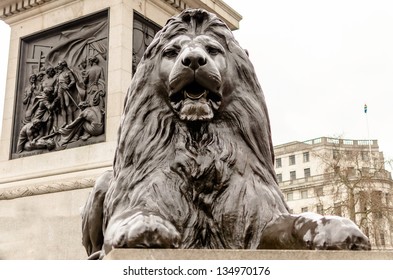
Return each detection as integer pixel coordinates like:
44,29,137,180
225,0,393,163
1,0,393,162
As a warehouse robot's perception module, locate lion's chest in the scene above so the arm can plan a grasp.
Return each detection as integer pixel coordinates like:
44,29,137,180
171,128,242,202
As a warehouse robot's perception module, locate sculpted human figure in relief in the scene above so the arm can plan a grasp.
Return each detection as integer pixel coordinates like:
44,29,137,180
23,73,38,122
56,60,76,127
34,67,58,135
82,9,370,259
84,56,105,103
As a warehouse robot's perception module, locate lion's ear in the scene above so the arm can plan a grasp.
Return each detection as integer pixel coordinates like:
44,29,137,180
244,49,249,57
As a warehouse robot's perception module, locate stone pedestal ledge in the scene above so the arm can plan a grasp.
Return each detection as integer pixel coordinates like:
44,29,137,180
105,249,393,260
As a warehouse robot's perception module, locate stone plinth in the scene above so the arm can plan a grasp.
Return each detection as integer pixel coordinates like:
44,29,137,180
105,249,393,260
0,0,241,260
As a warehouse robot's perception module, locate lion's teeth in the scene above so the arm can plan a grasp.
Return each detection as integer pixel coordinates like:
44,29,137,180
184,90,208,100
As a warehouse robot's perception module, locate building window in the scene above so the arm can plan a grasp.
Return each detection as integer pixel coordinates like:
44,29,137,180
345,150,353,157
316,204,324,214
301,207,308,213
276,173,282,183
290,171,296,181
359,191,368,213
314,187,323,197
371,191,383,219
380,233,385,246
365,227,370,237
333,149,339,160
303,152,310,162
362,167,370,175
287,192,293,201
304,168,311,178
276,158,282,168
301,190,308,199
346,167,355,177
334,202,342,216
289,155,296,165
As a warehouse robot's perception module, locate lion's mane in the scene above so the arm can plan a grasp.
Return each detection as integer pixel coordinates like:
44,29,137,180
102,9,288,249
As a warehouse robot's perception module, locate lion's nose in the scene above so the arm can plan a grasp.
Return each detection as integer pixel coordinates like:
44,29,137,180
181,50,207,70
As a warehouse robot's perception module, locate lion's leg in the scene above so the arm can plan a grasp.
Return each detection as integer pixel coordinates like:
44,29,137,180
102,172,186,253
258,214,304,249
81,170,112,258
213,175,288,249
103,211,181,253
259,213,371,250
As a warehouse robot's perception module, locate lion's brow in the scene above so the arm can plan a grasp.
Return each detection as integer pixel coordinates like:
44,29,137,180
145,13,230,58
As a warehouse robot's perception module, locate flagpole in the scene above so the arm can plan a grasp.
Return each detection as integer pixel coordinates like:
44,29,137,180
364,104,372,166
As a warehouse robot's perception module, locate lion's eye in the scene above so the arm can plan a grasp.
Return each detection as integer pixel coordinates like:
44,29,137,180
206,46,221,56
163,48,179,58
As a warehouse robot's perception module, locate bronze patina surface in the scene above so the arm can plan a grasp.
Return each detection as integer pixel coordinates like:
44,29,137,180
82,9,370,260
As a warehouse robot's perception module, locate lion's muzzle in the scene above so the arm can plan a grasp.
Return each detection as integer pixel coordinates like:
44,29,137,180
181,47,207,70
168,47,223,122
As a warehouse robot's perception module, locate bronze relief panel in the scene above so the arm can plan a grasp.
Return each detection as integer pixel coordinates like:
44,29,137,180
11,10,109,159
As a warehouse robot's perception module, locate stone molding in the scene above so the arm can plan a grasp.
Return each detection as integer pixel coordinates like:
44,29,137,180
0,177,94,200
0,0,53,19
0,0,186,19
106,248,393,260
164,0,189,11
0,0,241,29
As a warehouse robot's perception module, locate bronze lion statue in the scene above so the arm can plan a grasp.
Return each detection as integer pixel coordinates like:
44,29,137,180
82,9,370,259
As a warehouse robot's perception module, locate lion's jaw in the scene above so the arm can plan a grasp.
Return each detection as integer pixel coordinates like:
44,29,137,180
160,35,225,122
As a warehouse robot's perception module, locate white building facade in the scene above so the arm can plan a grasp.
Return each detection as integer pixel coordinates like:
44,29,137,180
274,137,393,250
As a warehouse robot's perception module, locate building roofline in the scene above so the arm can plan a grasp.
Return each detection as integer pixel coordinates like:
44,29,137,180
275,136,378,149
0,0,242,30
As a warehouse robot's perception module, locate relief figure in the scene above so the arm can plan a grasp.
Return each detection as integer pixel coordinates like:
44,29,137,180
33,67,59,135
84,56,105,109
58,101,104,145
17,119,55,153
56,60,77,127
23,74,38,122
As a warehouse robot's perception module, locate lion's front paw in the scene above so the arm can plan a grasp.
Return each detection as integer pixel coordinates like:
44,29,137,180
295,213,371,250
106,212,181,249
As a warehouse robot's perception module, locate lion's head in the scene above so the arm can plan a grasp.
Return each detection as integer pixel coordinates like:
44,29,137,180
112,8,276,192
159,28,225,121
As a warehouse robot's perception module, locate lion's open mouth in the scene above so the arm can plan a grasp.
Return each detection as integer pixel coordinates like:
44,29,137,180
183,82,207,100
169,82,222,121
169,81,222,106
